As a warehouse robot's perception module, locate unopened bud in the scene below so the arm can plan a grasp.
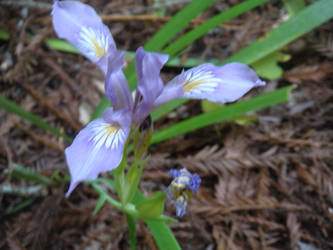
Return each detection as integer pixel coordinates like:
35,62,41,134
134,115,153,160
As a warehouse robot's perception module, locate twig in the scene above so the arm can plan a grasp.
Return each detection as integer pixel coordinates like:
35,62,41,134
0,137,13,169
43,56,96,107
16,121,64,152
22,82,82,131
0,0,52,9
0,183,45,197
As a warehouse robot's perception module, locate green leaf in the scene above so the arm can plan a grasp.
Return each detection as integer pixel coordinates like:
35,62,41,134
163,0,269,55
132,191,180,250
152,0,333,124
151,86,293,144
145,0,216,52
201,100,225,113
135,191,165,219
0,27,9,40
4,198,36,216
224,0,333,65
201,101,258,126
122,158,147,205
252,51,291,80
0,94,72,142
93,194,107,215
232,114,259,126
282,0,306,16
10,163,56,187
45,38,79,54
91,180,180,250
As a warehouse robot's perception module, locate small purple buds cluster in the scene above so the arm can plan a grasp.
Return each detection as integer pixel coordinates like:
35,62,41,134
166,168,201,217
51,1,265,197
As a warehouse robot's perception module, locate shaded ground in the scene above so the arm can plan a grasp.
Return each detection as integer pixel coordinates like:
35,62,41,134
1,0,333,249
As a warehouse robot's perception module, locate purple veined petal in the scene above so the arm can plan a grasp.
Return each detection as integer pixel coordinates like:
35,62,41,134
105,47,132,110
176,62,265,103
153,76,184,108
52,1,115,73
65,114,130,197
102,108,132,130
133,47,168,123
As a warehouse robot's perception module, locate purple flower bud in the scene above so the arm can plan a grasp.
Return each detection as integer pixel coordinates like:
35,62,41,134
189,173,201,192
169,169,181,178
166,168,201,217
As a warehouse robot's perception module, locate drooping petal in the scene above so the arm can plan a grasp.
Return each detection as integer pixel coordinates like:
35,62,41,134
153,76,184,107
133,47,168,123
65,113,130,197
105,47,132,110
172,62,265,103
52,1,115,73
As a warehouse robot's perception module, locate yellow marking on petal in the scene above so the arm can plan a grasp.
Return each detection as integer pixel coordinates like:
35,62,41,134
90,37,107,58
183,80,206,92
105,123,120,135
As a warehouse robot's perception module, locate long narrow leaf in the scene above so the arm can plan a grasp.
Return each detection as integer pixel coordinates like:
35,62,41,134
223,0,333,65
0,95,72,142
153,0,333,121
163,0,269,56
145,0,216,52
151,86,293,144
131,190,181,250
92,181,181,250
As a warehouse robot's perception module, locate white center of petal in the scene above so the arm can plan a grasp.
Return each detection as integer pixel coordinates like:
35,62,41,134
183,68,222,96
90,121,125,150
78,27,110,62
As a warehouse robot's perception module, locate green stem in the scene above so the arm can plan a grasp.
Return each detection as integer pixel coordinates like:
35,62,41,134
91,183,122,209
126,213,137,250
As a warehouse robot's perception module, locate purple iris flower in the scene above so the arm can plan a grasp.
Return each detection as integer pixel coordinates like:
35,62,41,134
166,168,201,217
52,1,265,197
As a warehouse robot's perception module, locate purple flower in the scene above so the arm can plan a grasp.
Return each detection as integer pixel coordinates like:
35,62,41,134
166,168,201,217
52,0,115,74
52,1,265,197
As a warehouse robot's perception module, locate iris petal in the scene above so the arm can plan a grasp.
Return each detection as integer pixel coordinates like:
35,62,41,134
52,1,115,74
170,63,265,103
105,47,132,110
133,47,168,123
65,116,130,197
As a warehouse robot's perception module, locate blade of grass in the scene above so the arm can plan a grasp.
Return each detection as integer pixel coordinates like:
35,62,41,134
153,0,333,120
0,27,10,40
145,0,216,52
4,198,36,216
0,95,72,142
223,0,333,65
151,86,293,144
10,163,56,187
163,0,269,55
45,38,78,54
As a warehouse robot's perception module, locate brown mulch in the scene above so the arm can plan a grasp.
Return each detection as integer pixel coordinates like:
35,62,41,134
1,0,333,249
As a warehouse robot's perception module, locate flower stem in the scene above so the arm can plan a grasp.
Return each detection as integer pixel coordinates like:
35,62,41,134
126,213,137,250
